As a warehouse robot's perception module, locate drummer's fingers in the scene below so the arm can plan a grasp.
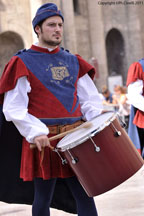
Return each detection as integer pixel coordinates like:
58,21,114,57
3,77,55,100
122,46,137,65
33,135,55,151
35,141,54,151
48,143,54,150
34,135,49,151
45,138,54,150
34,141,42,151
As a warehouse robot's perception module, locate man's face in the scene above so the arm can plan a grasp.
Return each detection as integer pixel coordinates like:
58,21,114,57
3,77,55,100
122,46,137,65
35,16,63,48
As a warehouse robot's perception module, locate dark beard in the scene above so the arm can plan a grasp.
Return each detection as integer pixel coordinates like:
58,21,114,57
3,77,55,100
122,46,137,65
43,39,61,47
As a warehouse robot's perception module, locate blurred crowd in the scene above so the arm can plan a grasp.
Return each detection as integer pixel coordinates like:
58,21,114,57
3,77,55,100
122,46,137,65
100,85,131,130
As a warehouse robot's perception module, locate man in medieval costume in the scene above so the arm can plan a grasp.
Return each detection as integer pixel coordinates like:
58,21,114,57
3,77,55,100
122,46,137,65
0,3,103,216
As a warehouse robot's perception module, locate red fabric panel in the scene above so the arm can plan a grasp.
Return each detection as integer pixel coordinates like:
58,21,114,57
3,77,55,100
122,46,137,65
76,54,96,79
126,62,144,86
0,56,29,103
20,135,74,181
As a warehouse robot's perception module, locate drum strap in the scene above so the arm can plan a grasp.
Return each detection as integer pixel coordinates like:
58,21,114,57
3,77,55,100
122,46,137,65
48,120,84,134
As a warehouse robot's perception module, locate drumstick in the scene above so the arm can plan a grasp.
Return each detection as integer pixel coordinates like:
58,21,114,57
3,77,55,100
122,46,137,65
30,121,92,149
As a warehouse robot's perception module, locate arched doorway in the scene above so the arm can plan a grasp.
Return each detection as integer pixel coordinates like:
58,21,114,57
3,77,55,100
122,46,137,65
106,28,126,84
0,31,24,76
73,0,80,14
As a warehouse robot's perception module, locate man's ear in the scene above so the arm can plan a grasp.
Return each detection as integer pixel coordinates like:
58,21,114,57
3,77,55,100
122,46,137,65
35,25,41,35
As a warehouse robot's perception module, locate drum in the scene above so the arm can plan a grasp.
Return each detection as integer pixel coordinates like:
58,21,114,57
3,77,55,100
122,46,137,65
57,111,144,197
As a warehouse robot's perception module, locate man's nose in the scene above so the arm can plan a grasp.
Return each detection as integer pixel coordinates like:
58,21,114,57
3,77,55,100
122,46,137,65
55,25,61,31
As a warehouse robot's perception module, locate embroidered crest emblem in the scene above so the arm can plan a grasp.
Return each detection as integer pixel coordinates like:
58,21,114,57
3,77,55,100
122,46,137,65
51,66,70,80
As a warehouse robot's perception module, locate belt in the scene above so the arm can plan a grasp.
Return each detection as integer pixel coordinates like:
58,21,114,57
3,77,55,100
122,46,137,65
48,120,84,134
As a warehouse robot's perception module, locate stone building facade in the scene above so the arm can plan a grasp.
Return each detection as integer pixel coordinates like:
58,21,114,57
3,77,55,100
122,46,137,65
0,0,144,91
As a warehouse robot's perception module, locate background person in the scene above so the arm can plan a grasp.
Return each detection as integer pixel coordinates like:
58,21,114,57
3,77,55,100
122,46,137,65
101,85,113,105
127,60,144,158
112,85,130,129
101,85,118,112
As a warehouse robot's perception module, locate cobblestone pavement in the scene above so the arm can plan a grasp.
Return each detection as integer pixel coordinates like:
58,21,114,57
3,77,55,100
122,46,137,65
0,165,144,216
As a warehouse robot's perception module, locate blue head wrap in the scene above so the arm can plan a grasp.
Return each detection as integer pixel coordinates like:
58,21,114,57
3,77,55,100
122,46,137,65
32,3,64,30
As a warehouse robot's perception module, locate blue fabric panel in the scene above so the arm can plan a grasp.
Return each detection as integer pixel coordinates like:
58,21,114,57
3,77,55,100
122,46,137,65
128,105,141,149
16,48,80,114
139,58,144,70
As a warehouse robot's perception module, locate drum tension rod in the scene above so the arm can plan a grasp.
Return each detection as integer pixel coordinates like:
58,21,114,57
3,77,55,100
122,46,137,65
117,114,127,128
54,149,67,165
67,149,79,164
111,122,121,137
89,137,100,152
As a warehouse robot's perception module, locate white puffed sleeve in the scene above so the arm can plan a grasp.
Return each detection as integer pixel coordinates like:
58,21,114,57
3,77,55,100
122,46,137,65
77,74,103,121
3,76,49,143
127,79,144,112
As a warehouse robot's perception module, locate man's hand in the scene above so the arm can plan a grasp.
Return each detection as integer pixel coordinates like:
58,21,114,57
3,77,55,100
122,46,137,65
33,135,54,151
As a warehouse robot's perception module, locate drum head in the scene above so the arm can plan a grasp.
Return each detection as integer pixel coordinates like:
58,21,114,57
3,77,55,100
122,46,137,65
57,111,115,151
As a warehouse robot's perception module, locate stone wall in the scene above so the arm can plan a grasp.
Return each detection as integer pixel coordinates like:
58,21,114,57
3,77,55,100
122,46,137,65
101,2,144,86
0,0,33,74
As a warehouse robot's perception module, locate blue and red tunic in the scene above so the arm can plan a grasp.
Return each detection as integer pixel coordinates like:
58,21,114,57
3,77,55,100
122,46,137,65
0,45,95,181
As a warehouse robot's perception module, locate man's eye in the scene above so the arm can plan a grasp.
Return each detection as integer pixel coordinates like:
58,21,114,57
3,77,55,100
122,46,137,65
48,23,56,27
